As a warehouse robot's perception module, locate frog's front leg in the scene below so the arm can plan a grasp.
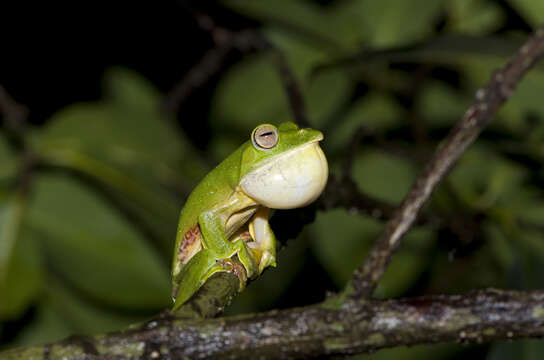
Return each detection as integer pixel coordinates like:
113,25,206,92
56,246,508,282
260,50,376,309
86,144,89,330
198,191,261,279
248,207,277,274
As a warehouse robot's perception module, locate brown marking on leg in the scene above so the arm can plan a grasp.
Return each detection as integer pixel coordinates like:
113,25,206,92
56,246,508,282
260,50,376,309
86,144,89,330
172,284,179,299
178,225,202,265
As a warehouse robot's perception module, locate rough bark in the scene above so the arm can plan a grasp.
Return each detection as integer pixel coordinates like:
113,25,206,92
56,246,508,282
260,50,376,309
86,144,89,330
2,289,544,359
351,26,544,298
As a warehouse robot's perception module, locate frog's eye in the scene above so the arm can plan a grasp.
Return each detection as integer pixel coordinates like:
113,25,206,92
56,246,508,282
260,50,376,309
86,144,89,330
252,124,279,150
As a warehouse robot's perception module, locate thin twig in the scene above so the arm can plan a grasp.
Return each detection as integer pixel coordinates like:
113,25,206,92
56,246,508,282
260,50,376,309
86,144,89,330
351,27,544,298
3,288,544,359
0,85,35,192
321,125,440,225
0,85,28,150
268,49,311,127
163,12,311,127
162,46,231,114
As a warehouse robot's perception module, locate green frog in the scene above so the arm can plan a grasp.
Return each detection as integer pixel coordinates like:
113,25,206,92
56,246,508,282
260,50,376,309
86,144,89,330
171,122,328,310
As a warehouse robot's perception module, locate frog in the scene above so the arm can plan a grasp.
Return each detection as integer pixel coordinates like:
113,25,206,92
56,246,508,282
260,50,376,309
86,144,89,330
171,122,328,310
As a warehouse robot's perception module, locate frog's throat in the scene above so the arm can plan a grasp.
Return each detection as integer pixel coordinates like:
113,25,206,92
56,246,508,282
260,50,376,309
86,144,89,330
239,141,328,209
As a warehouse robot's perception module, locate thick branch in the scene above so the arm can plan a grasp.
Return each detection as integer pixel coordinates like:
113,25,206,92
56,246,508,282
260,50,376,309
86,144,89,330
2,289,543,359
351,27,544,298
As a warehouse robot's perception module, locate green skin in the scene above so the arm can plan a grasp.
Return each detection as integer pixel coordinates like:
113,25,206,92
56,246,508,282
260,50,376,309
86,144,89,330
171,122,324,310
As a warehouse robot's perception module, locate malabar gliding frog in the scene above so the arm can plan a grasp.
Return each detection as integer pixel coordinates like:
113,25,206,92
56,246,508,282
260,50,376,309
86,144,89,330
171,122,328,309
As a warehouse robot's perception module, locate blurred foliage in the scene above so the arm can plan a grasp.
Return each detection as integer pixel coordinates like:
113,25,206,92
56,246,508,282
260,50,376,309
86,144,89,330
1,0,544,359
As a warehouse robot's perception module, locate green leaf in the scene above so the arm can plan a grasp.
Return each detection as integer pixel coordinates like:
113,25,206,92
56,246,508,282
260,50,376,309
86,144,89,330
322,35,530,75
210,53,288,132
445,0,505,34
353,343,459,360
27,174,171,309
222,0,344,49
210,28,352,141
352,150,416,204
375,228,434,298
0,193,25,287
37,146,179,254
310,209,433,296
485,223,517,271
0,199,42,320
448,147,528,210
12,300,72,347
32,68,201,252
0,136,16,182
304,69,352,129
332,0,446,48
224,0,444,49
39,67,200,174
507,0,544,27
14,276,141,347
327,92,404,153
489,340,544,360
515,229,544,289
310,209,378,286
463,61,544,133
417,82,471,127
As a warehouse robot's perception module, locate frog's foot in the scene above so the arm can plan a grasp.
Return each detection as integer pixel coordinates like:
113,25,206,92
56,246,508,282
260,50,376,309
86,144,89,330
229,237,260,279
247,207,277,274
247,242,275,274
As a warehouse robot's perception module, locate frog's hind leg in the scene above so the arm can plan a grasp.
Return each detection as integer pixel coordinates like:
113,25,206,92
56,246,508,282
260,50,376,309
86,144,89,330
172,249,217,310
172,248,250,310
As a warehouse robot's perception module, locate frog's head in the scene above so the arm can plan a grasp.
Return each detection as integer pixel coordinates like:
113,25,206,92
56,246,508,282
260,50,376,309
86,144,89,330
239,122,328,209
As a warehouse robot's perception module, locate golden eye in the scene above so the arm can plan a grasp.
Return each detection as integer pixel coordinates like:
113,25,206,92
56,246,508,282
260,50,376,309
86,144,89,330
252,125,279,149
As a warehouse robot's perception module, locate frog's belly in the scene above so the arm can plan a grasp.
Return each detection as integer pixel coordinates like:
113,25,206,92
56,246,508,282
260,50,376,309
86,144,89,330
240,142,328,209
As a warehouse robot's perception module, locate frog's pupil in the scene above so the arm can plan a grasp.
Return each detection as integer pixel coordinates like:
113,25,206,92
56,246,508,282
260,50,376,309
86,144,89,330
260,132,274,137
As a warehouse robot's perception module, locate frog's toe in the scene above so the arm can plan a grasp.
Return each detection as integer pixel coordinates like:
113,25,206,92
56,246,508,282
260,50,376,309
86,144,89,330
215,259,248,290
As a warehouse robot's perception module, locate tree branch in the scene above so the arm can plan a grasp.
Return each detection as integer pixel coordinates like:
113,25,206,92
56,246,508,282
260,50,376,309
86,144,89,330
350,26,544,298
0,85,29,151
2,289,543,359
163,12,310,127
268,49,310,128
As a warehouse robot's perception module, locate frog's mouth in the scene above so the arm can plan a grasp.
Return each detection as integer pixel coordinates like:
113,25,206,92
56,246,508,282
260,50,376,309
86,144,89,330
239,141,328,209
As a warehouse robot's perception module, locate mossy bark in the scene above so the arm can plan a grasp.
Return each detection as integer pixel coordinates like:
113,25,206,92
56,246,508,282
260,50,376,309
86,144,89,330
2,289,544,360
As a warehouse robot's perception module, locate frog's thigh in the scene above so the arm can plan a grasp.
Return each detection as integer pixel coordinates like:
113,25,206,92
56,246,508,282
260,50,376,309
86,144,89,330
248,207,277,273
172,249,217,310
198,192,256,256
197,212,258,278
198,211,237,256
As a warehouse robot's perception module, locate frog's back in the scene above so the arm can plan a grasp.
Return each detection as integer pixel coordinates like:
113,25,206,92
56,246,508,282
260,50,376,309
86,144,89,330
172,144,245,273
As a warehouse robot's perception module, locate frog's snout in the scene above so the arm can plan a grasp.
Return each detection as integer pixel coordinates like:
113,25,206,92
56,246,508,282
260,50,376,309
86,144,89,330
298,128,324,144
